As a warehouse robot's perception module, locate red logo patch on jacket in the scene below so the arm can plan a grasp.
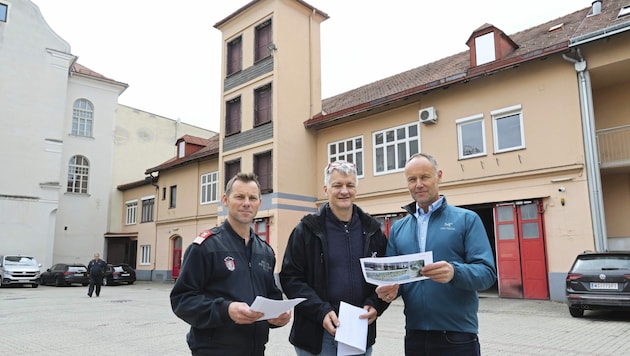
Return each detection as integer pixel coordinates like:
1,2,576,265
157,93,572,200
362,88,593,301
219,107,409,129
193,230,213,245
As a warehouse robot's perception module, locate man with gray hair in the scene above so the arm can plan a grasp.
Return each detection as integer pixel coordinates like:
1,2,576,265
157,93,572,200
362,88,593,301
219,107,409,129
280,160,390,355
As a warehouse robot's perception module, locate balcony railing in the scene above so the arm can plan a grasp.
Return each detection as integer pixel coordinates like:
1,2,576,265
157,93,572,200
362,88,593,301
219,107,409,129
596,125,630,168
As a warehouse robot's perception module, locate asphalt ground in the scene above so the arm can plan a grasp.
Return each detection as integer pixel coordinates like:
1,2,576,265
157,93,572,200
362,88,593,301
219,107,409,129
2,281,629,355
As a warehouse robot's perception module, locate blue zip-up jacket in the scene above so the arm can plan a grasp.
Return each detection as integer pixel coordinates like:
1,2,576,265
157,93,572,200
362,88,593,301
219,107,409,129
170,221,282,355
388,197,496,334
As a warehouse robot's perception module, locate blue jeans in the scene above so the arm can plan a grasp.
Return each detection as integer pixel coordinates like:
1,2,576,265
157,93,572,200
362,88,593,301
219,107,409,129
404,330,480,356
295,331,373,356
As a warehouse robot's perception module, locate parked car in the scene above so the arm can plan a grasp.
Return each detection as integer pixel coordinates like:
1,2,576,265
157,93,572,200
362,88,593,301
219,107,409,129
40,263,89,287
565,251,630,317
102,263,136,286
0,254,41,288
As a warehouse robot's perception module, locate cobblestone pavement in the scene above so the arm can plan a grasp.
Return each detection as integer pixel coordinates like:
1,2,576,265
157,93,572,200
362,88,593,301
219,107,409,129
1,282,629,355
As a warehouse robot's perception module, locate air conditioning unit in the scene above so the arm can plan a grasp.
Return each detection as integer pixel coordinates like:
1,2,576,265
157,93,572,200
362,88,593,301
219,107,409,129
419,107,437,124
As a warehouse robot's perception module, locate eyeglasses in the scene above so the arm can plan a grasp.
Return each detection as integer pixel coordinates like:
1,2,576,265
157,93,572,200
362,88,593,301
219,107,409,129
326,161,356,171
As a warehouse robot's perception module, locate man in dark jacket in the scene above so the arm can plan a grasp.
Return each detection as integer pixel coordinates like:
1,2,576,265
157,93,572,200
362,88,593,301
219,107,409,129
280,160,390,355
87,252,107,297
170,172,290,356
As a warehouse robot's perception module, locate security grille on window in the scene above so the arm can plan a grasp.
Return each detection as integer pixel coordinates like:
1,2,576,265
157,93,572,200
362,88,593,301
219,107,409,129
225,97,241,136
227,36,242,76
255,19,272,62
254,151,273,194
254,83,272,126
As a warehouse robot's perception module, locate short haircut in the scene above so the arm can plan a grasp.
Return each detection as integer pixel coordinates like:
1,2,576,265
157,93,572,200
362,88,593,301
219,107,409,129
406,153,439,175
225,172,261,197
324,160,358,187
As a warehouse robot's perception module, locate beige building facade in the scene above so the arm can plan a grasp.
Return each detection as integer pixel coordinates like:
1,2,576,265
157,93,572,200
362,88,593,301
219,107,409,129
120,0,630,302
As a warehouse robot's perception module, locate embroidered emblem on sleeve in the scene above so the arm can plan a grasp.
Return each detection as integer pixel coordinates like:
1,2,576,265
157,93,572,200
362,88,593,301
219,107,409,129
193,230,213,245
224,256,236,271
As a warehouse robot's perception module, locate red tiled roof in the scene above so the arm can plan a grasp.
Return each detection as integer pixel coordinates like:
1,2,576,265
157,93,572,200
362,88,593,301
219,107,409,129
145,134,220,175
306,2,629,128
71,63,128,88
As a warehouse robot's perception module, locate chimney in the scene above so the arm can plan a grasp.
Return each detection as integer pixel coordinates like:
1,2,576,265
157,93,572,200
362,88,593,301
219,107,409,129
592,0,602,15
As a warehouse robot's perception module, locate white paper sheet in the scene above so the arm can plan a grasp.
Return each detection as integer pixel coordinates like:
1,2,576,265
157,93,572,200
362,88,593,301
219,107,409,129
249,296,306,321
335,301,367,355
360,251,434,286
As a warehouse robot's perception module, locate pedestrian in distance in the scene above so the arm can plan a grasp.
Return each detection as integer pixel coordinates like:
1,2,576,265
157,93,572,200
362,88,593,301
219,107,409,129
280,160,390,356
376,153,497,356
170,172,290,356
87,252,107,297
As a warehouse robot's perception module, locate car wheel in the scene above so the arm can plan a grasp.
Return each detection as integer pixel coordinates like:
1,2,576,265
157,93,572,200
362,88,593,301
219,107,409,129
102,277,108,286
82,283,88,286
128,281,134,285
55,276,64,287
32,283,38,288
569,306,584,317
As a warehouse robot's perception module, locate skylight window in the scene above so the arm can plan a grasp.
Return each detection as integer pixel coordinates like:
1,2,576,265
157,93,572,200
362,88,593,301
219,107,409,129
619,5,630,18
548,23,564,32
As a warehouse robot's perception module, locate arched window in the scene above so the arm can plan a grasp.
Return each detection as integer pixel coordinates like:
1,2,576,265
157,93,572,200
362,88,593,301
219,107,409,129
67,155,89,193
72,99,94,137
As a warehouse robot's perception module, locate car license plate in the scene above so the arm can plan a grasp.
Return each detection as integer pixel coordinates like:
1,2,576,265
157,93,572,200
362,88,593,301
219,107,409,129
75,273,84,277
121,273,130,277
19,280,30,283
590,282,618,289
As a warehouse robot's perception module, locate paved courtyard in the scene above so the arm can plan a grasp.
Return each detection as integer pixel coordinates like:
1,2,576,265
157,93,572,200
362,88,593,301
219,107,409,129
1,281,629,355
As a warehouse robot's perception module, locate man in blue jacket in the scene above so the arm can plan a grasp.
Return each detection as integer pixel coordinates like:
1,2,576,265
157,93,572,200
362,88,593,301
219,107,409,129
170,172,290,355
376,153,496,356
280,160,389,355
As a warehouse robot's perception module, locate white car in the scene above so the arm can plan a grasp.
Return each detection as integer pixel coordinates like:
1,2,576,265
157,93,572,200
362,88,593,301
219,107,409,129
0,255,41,288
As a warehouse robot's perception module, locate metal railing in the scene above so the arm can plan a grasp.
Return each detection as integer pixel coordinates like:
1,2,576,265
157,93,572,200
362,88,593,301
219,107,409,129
596,124,630,168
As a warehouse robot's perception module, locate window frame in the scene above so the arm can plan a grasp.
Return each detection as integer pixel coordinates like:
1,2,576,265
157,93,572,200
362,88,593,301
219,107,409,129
373,122,420,175
226,36,242,76
169,185,177,209
67,155,89,194
254,83,272,127
254,150,273,194
0,3,8,22
200,171,219,204
225,96,242,136
327,136,364,178
71,99,94,137
456,114,486,159
125,200,138,225
492,104,525,154
254,19,272,62
224,159,241,189
141,195,155,223
140,245,151,265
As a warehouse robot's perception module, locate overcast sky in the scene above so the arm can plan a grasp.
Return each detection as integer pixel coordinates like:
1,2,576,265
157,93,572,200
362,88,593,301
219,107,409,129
34,0,591,132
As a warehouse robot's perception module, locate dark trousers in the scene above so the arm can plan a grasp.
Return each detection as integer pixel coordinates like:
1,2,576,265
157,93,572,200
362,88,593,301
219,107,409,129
88,274,103,296
405,330,480,356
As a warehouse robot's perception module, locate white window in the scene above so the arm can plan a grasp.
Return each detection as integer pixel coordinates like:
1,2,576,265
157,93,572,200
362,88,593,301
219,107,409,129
72,99,94,137
492,105,525,153
475,32,496,65
140,245,151,265
67,155,89,193
0,3,8,22
200,172,219,204
373,123,419,175
457,114,486,159
328,136,364,177
125,200,138,225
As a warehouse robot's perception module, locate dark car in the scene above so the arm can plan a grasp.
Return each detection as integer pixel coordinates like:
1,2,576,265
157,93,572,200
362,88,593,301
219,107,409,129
102,263,136,286
40,263,89,287
565,251,630,317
